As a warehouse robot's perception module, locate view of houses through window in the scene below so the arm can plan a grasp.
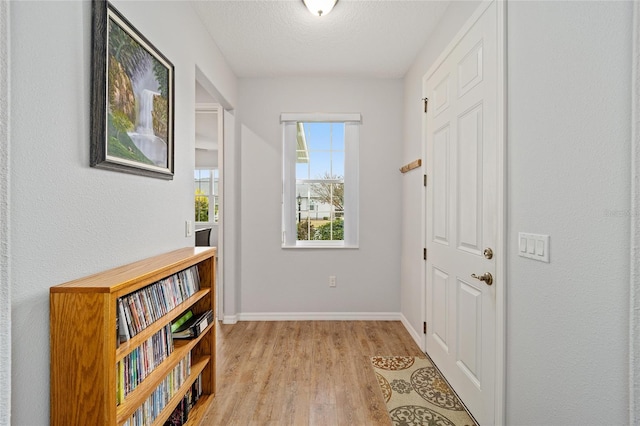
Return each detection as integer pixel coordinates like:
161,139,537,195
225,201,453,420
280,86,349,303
194,169,219,223
296,122,344,241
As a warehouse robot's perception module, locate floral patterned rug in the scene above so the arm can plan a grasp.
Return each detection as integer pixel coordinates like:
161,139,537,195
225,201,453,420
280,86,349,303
370,356,477,426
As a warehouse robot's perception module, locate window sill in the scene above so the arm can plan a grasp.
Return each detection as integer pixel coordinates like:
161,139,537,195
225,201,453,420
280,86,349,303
282,244,359,249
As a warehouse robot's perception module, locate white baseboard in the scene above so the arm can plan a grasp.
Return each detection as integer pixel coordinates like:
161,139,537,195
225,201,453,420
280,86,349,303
400,313,425,351
236,312,402,321
221,315,238,324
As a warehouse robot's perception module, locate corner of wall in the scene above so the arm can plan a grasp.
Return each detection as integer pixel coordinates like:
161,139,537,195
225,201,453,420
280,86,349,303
400,313,424,350
0,1,10,424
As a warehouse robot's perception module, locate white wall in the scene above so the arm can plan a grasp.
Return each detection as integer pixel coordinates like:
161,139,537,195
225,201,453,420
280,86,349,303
400,0,481,345
0,2,10,424
9,1,236,424
237,77,403,317
401,0,633,423
506,1,631,423
632,4,640,423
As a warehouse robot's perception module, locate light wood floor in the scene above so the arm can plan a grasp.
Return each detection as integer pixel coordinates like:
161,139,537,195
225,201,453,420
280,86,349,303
202,320,424,425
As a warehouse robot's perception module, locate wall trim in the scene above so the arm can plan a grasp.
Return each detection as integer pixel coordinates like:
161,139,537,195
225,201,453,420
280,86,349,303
236,312,402,322
0,1,10,425
222,315,238,325
631,1,639,424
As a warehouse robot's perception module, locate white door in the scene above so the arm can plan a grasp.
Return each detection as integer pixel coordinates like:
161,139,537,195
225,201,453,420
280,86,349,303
424,2,501,425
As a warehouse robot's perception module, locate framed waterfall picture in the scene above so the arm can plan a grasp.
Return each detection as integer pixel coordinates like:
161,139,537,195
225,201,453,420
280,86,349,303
90,0,175,179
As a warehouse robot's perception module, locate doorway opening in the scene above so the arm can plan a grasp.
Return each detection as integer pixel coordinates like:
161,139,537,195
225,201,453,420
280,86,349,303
195,80,224,319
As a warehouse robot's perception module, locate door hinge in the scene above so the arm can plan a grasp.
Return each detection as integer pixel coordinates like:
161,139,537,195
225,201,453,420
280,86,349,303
422,97,429,113
423,248,427,260
423,322,427,334
423,174,427,187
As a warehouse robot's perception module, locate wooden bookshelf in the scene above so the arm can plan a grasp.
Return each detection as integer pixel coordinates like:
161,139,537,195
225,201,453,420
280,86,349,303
50,247,216,426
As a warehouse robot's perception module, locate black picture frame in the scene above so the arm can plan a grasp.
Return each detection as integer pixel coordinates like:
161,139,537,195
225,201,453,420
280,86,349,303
90,0,175,179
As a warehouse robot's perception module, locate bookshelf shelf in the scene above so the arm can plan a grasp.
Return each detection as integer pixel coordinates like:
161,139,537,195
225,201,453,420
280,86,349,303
115,289,210,361
117,356,210,425
50,247,216,426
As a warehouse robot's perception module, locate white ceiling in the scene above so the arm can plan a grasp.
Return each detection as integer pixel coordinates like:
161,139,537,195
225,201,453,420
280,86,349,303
190,0,451,79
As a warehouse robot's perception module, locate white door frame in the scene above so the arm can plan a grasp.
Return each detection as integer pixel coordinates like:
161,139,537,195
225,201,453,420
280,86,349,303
630,2,640,424
195,103,225,320
422,1,506,423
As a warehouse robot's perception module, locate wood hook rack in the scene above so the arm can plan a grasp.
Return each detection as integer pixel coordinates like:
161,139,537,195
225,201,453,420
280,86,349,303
400,159,422,174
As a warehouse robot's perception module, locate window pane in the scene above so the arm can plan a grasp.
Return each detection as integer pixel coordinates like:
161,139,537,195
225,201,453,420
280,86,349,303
309,151,332,178
195,194,209,222
332,151,345,176
194,169,211,180
329,182,345,212
304,122,331,151
300,182,344,241
302,122,345,180
296,162,309,180
195,170,211,196
332,124,345,150
195,169,216,223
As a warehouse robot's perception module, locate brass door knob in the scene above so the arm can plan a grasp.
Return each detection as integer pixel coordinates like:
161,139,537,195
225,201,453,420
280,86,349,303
471,272,493,286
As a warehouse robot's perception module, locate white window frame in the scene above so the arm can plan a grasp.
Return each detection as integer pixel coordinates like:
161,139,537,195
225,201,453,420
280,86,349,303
281,113,360,248
194,168,219,224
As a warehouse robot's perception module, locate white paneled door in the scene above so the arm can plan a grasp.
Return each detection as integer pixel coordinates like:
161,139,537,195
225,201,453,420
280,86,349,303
424,2,501,424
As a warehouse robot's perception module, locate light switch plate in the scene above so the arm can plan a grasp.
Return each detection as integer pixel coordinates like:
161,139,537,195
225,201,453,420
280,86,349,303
518,232,550,262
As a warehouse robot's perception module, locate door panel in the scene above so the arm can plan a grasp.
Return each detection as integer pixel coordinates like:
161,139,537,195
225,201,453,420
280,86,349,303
433,125,451,245
433,75,451,117
457,279,482,385
458,41,484,96
431,266,450,351
457,103,483,254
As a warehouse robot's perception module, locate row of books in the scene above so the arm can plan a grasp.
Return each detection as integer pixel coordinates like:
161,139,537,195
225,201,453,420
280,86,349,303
116,325,174,405
117,266,201,343
172,310,214,340
164,374,203,426
122,354,192,426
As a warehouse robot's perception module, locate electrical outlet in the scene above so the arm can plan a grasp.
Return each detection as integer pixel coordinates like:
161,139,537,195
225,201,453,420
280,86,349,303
329,276,337,287
185,220,193,237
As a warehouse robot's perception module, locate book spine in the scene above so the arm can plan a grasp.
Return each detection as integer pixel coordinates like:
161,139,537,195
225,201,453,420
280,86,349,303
127,295,141,335
117,298,131,343
119,326,175,401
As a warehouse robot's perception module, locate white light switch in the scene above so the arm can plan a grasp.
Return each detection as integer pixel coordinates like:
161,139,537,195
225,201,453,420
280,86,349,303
518,232,550,263
527,238,535,254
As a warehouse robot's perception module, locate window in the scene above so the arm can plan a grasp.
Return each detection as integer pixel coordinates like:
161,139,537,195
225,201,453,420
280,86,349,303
194,168,219,223
281,113,360,248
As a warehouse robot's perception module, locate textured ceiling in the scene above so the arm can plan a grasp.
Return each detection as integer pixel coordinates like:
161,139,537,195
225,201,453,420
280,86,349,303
190,0,451,78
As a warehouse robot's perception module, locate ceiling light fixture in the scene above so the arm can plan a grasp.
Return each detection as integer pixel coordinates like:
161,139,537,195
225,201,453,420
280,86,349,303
302,0,338,17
